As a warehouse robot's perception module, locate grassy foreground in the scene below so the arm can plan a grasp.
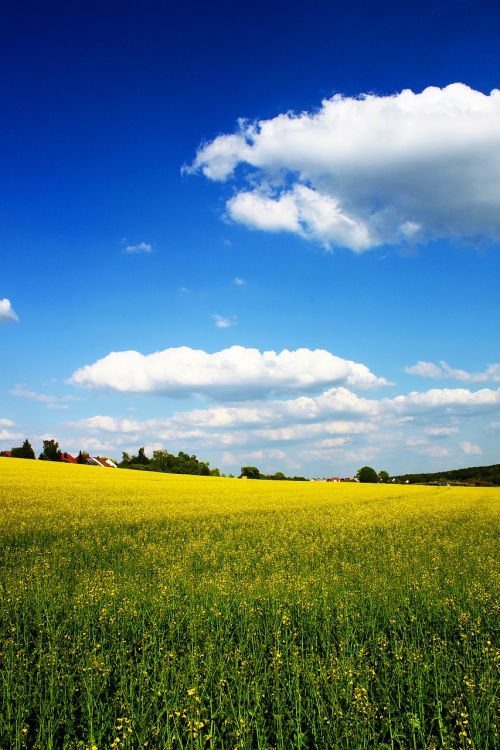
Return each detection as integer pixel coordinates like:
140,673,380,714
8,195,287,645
0,459,498,750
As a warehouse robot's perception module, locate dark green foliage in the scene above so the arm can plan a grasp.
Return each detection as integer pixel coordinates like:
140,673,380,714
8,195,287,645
135,447,150,465
120,447,215,477
378,470,390,483
395,463,500,486
268,471,286,480
240,466,261,479
11,439,35,459
356,465,379,483
263,472,307,481
240,467,307,481
76,451,89,465
38,439,62,462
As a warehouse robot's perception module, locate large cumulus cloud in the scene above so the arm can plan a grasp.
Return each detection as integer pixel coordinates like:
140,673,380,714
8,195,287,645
70,345,389,398
189,83,500,251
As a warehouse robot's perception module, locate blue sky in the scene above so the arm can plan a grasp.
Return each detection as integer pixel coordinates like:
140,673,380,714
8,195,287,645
1,0,499,475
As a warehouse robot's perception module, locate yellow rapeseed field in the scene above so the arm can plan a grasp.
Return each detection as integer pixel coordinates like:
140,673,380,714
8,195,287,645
0,458,498,749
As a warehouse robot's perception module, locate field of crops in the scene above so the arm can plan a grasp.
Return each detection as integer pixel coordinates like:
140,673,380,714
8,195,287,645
0,458,498,749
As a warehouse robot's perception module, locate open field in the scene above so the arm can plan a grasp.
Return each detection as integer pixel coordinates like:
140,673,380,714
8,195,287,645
0,459,498,749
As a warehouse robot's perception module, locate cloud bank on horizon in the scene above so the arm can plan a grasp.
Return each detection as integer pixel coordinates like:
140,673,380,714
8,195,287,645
67,382,499,469
189,83,500,251
63,344,500,472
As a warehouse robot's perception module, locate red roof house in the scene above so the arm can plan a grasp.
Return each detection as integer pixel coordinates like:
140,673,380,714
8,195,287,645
60,452,77,464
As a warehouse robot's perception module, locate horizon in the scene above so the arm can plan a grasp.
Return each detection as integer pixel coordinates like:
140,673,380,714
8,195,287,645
1,0,499,476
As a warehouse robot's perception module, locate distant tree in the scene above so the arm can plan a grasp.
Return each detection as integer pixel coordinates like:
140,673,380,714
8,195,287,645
150,449,174,473
135,447,150,465
77,451,89,465
356,466,378,483
119,451,132,467
269,471,286,481
11,439,35,459
240,466,260,479
378,470,390,483
38,439,62,462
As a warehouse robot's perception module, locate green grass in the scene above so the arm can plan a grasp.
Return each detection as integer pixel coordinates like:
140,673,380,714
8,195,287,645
0,459,498,749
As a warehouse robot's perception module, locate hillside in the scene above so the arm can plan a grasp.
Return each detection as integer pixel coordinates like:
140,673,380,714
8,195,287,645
395,463,500,486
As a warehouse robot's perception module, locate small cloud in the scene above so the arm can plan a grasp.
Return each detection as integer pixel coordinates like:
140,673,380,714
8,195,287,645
124,241,153,254
406,436,428,446
179,287,191,294
0,298,19,323
460,440,482,455
425,426,458,436
405,361,444,378
212,314,236,329
421,446,451,458
312,438,347,448
234,277,246,286
10,385,77,409
405,360,500,383
0,429,24,442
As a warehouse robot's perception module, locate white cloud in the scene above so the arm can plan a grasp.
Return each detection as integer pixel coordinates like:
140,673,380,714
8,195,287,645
405,361,444,378
10,385,77,409
310,437,347,448
392,387,500,413
0,429,24,443
460,440,483,456
424,426,459,436
212,314,236,329
420,446,451,458
406,436,428,447
190,84,500,251
234,277,246,286
405,360,500,382
0,298,19,323
70,345,389,398
0,419,23,444
124,242,153,254
228,191,300,233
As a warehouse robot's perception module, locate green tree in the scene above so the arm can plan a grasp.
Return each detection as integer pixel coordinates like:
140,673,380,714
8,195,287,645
269,471,286,481
38,439,62,462
77,451,89,465
151,449,176,473
356,465,378,483
240,466,260,479
378,470,390,483
135,447,150,465
11,439,35,459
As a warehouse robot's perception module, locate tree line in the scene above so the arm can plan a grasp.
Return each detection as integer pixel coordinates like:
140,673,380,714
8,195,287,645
119,447,220,476
240,466,308,481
